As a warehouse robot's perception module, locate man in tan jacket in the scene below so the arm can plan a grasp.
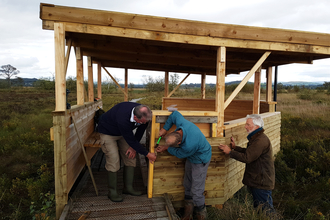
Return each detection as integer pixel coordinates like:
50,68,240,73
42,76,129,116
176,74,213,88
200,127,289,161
219,114,275,213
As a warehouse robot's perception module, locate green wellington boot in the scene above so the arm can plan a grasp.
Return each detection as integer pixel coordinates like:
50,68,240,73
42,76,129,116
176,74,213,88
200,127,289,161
122,166,142,196
107,171,123,202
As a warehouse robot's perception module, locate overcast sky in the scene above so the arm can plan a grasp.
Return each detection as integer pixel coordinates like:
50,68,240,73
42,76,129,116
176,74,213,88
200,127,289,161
1,0,329,85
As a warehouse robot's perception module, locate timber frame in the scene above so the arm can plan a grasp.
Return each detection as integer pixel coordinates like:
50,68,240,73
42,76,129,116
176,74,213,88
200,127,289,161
40,3,330,219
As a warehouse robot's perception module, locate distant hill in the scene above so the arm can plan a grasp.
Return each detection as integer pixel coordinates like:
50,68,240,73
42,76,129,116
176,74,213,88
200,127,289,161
280,81,324,86
0,78,325,89
0,78,38,87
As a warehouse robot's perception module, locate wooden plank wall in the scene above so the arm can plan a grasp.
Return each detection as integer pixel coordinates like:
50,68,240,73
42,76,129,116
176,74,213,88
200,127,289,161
151,111,281,207
162,98,272,121
153,136,227,208
64,100,103,192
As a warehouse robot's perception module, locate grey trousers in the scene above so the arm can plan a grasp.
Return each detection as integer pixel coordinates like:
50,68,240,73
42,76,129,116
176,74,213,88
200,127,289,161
183,159,210,207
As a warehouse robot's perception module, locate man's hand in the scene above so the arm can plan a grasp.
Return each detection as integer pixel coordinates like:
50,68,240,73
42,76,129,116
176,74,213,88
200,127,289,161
159,128,167,138
219,144,231,155
156,145,169,153
230,137,236,149
146,152,157,164
126,147,136,159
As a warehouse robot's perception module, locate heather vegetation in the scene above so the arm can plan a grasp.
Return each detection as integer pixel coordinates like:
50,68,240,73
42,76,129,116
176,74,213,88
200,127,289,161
0,78,329,219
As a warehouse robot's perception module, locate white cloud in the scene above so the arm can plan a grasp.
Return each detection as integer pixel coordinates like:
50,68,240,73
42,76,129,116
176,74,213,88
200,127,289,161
0,0,329,84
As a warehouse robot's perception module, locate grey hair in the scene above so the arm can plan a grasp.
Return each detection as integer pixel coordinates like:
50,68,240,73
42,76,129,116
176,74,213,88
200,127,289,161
134,104,152,121
165,131,181,146
246,114,264,128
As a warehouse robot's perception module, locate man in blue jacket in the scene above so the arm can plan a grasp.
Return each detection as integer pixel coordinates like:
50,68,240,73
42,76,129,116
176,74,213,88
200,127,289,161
98,102,157,202
156,111,211,220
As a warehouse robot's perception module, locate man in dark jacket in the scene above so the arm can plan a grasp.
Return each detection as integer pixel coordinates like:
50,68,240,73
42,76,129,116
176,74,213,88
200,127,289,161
98,102,157,202
219,114,275,212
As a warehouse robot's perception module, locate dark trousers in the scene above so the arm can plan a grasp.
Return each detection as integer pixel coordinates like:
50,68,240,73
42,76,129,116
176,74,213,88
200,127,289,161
248,186,275,212
183,160,210,207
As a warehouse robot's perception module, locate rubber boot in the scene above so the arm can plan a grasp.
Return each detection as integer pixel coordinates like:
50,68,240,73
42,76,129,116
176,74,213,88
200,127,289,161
196,205,207,220
107,171,123,202
123,166,142,196
181,199,194,220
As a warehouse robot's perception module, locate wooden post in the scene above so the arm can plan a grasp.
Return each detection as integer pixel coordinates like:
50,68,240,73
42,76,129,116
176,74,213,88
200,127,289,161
266,66,273,102
253,67,261,114
76,47,84,105
54,22,66,112
148,114,158,198
201,73,206,99
216,47,226,137
97,62,102,99
87,56,94,102
53,112,67,219
125,68,128,101
164,71,169,97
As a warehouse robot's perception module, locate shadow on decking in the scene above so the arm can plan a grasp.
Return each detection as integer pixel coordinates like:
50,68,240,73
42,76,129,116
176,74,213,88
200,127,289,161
60,149,174,220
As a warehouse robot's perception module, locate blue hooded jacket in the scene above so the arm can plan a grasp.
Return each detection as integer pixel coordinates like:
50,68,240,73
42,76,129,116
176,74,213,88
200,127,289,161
163,111,212,164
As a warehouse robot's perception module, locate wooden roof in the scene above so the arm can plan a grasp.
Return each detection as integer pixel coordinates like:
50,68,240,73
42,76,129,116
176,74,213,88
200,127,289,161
40,3,330,76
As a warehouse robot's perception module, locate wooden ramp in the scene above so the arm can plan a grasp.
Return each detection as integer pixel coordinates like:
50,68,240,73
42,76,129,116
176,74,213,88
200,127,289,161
61,150,175,220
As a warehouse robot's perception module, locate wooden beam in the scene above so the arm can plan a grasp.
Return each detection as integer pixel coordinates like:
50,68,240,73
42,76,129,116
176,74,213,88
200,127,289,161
83,48,215,70
42,21,330,55
64,38,72,76
266,66,273,103
216,47,226,137
253,67,261,114
167,73,190,97
201,73,206,99
224,52,271,110
69,36,217,61
98,59,216,75
87,56,94,102
68,36,322,69
54,22,66,112
40,4,330,47
156,116,217,123
102,66,128,97
69,36,324,67
164,72,169,97
97,62,102,99
125,68,128,101
164,193,177,220
76,47,84,105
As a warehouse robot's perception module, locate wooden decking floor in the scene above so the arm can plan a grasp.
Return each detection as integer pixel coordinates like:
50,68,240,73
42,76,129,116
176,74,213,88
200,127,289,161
61,149,171,220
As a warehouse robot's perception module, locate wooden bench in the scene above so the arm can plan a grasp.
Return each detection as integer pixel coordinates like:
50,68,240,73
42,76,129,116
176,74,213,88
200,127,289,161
83,132,104,173
84,131,150,187
84,132,103,148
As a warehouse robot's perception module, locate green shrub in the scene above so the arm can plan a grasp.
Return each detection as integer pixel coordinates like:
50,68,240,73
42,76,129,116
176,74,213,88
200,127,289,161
297,89,313,100
274,136,330,218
